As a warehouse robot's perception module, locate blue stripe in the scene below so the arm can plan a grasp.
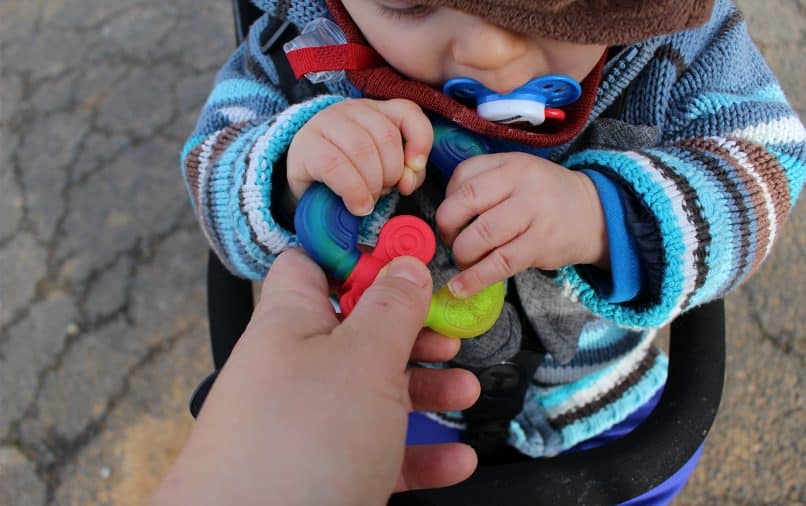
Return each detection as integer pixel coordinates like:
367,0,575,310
644,148,740,308
207,78,287,109
772,149,806,203
211,129,265,279
560,354,668,450
536,365,616,408
181,134,206,168
563,150,685,327
232,126,278,277
667,145,748,296
682,85,788,122
537,333,648,408
576,319,613,349
180,133,207,207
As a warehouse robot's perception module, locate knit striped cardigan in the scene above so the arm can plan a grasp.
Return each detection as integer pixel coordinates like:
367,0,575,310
181,0,805,457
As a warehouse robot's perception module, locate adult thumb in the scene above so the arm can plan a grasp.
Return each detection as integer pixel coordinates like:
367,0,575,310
336,256,433,366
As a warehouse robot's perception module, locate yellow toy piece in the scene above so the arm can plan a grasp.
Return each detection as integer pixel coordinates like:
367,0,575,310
424,281,506,338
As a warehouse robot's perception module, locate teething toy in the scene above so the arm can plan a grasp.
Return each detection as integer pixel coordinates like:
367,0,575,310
294,183,504,338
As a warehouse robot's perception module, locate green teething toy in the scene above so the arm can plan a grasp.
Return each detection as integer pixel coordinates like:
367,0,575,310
425,281,506,338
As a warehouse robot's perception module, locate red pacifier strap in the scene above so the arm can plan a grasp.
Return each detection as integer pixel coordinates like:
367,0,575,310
286,44,382,80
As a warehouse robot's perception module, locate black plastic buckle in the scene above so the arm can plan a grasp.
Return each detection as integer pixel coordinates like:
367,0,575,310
463,350,543,456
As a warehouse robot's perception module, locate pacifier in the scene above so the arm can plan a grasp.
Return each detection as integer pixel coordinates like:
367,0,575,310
443,75,581,126
294,183,505,338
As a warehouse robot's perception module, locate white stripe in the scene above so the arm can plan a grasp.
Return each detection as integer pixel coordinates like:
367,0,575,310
422,412,466,430
730,115,806,145
196,135,220,252
720,137,778,261
625,151,698,318
218,105,258,123
544,330,656,419
242,120,294,253
240,99,341,253
239,98,341,255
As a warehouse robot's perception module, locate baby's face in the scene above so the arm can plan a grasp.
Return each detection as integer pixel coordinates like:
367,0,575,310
341,0,607,94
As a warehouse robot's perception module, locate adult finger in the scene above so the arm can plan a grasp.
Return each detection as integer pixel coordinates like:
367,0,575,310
375,98,433,173
410,329,460,362
408,367,480,412
394,444,477,492
451,201,529,269
436,167,513,246
253,249,340,342
334,256,432,368
448,235,531,299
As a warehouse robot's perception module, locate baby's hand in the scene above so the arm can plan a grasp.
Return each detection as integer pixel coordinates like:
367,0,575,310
436,152,609,298
287,98,433,216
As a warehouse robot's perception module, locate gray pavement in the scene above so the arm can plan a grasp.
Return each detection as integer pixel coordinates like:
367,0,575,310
0,0,803,504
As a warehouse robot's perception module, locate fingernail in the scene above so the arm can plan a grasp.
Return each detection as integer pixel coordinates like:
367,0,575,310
357,197,375,216
410,155,427,172
386,258,429,287
404,168,417,191
447,278,465,298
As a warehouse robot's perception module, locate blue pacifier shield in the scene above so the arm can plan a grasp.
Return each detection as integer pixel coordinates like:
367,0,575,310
443,75,581,126
443,75,581,107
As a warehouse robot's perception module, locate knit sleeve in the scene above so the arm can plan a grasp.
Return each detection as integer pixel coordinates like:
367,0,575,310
180,13,346,279
560,4,805,328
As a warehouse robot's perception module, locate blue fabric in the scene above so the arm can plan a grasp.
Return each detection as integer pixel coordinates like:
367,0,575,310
406,413,462,445
406,388,664,448
566,384,663,452
580,169,643,303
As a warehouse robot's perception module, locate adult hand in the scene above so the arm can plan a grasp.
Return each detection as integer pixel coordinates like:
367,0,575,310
153,249,480,506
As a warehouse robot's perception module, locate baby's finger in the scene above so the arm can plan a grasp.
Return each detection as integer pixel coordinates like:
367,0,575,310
408,367,480,413
320,119,384,205
349,105,405,191
310,133,375,216
445,154,507,197
395,165,424,196
375,99,433,172
435,169,513,246
447,236,531,298
451,201,529,269
410,329,461,362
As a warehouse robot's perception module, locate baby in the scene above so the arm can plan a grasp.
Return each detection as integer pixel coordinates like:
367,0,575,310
183,0,805,500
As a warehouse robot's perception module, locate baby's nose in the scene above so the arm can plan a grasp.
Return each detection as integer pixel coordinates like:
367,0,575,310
451,20,528,80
